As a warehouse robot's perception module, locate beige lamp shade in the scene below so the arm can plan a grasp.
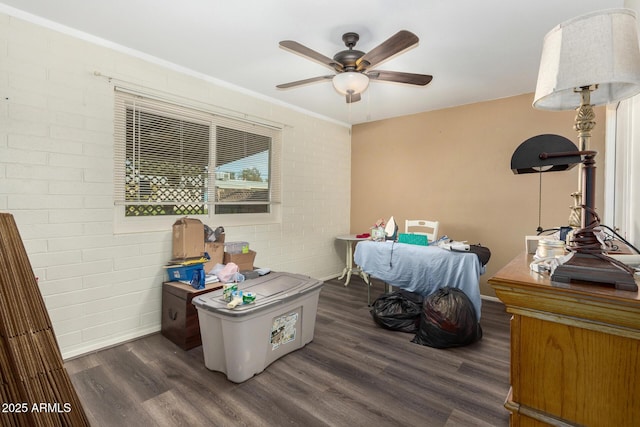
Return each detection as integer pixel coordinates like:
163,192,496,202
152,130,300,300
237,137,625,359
533,8,640,110
332,71,370,95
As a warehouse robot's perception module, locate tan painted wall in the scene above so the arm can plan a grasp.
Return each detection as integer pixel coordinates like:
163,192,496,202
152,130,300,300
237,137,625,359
351,93,606,297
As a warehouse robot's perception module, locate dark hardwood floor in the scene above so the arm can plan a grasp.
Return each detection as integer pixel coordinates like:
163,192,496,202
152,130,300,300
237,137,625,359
65,276,512,427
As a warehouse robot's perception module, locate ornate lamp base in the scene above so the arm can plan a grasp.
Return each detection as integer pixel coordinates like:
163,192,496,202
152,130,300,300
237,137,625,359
552,252,638,291
568,191,582,228
553,147,638,292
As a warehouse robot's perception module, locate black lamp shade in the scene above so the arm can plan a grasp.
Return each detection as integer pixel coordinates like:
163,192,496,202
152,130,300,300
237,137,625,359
511,134,582,174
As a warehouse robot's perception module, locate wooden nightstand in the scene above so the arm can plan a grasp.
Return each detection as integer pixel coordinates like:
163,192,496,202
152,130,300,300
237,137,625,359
161,281,222,350
489,252,640,426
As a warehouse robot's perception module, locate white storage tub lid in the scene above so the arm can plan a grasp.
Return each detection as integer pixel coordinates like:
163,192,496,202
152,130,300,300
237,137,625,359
192,272,323,317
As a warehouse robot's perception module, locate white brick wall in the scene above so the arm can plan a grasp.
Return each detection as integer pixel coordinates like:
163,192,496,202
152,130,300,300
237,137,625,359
0,12,351,359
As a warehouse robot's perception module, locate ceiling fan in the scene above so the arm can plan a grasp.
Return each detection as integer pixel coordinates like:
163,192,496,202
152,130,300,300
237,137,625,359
276,30,433,103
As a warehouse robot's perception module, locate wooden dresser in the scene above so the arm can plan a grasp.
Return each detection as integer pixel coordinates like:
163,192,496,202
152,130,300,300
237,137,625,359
488,252,640,426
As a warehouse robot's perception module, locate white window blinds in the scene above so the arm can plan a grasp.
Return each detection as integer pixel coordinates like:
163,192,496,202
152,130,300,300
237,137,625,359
114,89,281,217
213,116,281,214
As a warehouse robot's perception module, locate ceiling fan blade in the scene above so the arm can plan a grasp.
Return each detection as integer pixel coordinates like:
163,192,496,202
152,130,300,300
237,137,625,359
346,92,361,103
367,70,433,86
279,40,344,72
276,75,334,89
356,30,419,71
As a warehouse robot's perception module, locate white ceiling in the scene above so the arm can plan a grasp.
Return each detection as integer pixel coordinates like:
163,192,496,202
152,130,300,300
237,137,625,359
0,0,625,125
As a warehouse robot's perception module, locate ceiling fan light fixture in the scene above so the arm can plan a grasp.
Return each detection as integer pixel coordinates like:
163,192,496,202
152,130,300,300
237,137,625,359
332,72,370,95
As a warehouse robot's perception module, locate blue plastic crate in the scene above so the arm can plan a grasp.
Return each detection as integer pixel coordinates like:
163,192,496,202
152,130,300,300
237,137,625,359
166,263,205,282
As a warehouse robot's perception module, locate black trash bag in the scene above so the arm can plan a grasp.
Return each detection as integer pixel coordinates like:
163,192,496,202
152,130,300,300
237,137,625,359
411,287,482,348
370,290,424,333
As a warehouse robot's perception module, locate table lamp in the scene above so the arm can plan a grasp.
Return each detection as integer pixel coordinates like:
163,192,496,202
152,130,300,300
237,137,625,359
530,8,640,291
533,8,640,227
511,134,581,234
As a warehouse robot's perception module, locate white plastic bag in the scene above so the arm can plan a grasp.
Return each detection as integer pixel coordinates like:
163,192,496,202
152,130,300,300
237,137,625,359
215,262,244,283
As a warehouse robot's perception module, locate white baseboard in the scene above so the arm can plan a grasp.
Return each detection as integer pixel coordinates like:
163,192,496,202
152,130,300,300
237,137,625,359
62,325,161,361
481,294,502,303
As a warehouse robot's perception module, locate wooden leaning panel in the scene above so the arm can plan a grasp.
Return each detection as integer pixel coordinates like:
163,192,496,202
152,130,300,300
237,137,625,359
0,213,89,426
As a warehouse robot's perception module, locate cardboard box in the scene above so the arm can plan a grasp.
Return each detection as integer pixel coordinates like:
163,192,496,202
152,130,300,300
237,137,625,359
172,217,205,259
204,242,224,273
223,250,256,271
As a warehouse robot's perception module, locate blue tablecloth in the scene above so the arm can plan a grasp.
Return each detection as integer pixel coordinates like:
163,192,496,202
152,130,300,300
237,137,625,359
354,240,483,319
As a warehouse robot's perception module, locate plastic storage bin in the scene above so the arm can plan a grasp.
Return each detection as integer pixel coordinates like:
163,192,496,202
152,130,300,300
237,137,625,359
192,272,323,383
165,263,205,282
224,241,249,254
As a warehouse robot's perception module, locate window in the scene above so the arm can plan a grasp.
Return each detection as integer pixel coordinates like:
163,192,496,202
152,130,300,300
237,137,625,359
122,107,210,217
213,121,277,215
114,89,281,225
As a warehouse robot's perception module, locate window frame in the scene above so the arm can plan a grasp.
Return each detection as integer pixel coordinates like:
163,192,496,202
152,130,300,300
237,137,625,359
113,88,282,234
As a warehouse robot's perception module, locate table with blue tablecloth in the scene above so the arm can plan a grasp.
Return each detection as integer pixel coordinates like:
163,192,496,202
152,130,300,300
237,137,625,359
354,240,484,319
